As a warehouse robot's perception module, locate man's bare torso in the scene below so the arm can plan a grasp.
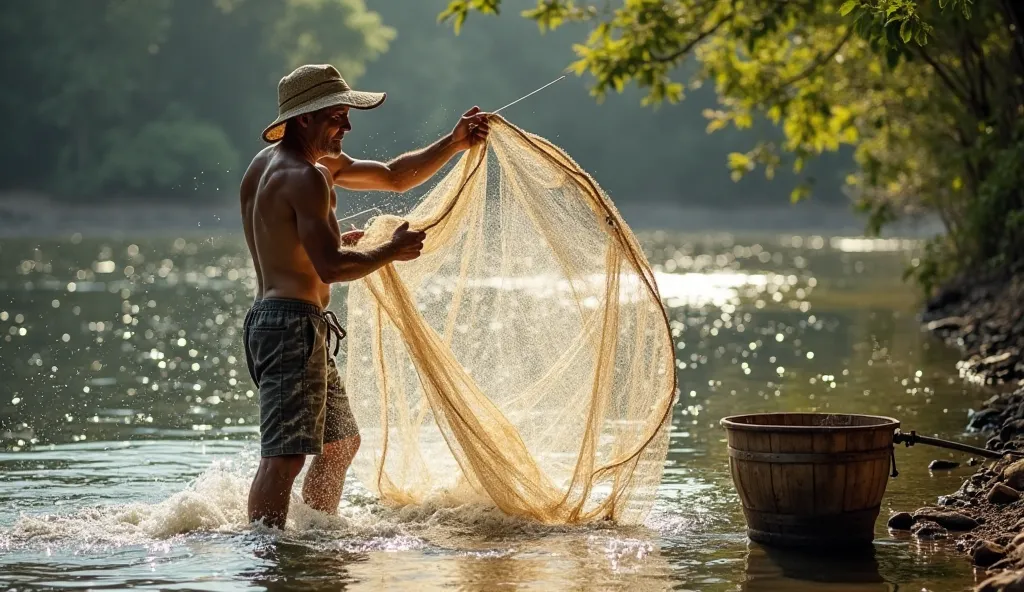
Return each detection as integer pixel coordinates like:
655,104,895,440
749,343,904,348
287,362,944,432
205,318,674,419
240,146,339,309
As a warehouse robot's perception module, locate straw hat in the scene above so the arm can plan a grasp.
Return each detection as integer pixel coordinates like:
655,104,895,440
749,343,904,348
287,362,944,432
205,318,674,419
261,64,386,143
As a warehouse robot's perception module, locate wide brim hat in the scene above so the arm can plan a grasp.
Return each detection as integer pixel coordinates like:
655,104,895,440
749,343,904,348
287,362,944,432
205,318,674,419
262,64,386,143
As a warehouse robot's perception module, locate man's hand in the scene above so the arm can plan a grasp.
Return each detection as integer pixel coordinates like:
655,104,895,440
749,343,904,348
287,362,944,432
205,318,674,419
451,106,491,150
386,221,425,262
340,227,364,246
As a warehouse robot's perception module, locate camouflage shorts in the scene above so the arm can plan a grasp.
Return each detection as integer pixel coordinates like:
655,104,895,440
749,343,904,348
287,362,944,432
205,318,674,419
242,297,359,457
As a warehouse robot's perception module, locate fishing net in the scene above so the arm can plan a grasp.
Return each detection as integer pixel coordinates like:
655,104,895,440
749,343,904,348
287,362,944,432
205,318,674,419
342,116,676,525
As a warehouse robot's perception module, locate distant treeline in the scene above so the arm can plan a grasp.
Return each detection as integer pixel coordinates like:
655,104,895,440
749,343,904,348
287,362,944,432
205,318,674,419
0,0,849,205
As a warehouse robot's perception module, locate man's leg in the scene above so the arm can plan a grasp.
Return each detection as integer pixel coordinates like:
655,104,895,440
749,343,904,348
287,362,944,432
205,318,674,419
303,357,360,514
243,299,329,529
302,434,360,514
248,454,306,529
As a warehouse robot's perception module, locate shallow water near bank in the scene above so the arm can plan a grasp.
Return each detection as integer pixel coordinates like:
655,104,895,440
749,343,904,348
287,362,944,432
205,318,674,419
0,231,995,590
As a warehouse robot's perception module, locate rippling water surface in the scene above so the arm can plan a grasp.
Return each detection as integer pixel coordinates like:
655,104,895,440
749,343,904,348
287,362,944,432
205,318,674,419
0,231,993,591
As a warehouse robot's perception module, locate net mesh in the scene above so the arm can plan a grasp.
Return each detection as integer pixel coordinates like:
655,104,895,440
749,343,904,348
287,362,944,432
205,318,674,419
343,116,676,525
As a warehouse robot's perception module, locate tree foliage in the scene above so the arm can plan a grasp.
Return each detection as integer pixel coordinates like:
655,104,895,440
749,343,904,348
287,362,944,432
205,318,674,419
0,0,393,199
440,0,1024,291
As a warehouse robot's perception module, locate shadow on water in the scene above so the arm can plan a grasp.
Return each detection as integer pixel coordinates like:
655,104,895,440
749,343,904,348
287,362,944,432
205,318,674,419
743,543,890,591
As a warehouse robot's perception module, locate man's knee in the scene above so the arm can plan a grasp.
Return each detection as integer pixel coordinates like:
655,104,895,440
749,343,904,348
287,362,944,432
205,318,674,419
324,434,360,463
262,454,306,481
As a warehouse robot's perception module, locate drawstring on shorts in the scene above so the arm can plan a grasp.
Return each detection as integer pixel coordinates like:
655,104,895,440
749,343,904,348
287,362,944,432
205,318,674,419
322,310,347,357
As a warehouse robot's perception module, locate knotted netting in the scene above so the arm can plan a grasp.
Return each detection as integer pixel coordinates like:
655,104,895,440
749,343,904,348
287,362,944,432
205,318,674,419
343,116,676,525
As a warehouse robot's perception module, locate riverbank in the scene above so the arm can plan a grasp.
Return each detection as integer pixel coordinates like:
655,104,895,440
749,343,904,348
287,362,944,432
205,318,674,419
891,263,1024,591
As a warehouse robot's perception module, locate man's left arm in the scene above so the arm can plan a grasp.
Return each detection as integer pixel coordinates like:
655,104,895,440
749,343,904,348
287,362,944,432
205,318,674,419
323,106,490,193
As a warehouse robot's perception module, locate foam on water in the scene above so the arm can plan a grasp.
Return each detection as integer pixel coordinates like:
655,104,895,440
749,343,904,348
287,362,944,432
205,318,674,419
4,451,697,556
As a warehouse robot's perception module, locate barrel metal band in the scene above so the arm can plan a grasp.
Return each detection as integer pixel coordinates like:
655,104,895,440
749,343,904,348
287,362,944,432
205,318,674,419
744,506,881,527
728,447,891,464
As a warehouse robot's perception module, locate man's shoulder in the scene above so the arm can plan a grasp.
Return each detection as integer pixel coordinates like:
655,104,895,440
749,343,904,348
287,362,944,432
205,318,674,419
258,156,331,208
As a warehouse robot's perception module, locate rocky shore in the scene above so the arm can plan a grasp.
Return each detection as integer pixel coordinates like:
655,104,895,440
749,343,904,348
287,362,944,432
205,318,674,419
889,263,1024,591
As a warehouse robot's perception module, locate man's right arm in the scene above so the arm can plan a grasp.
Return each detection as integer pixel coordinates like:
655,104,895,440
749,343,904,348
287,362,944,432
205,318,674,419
284,169,423,283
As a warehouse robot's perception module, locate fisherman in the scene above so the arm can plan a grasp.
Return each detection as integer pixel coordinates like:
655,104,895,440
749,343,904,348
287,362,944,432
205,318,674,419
239,64,491,528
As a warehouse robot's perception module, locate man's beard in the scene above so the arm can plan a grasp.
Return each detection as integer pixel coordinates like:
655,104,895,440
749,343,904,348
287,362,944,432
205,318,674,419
322,136,343,158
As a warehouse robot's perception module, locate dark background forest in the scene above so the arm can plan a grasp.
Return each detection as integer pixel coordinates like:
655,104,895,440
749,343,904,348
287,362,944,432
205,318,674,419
0,0,850,214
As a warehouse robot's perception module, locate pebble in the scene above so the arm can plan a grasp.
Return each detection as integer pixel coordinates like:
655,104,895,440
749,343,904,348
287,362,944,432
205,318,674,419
887,512,914,530
929,459,960,470
969,457,980,466
988,483,1022,504
974,540,1009,567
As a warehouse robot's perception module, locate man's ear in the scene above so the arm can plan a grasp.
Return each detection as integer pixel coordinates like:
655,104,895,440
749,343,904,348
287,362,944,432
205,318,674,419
295,113,312,129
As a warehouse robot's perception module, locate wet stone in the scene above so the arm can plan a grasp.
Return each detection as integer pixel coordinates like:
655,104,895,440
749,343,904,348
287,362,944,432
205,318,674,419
887,512,914,530
989,437,1005,451
929,459,960,470
912,508,980,531
1003,459,1024,490
969,457,980,466
1002,420,1024,443
973,540,1009,568
911,521,948,540
988,483,1022,505
973,408,1007,430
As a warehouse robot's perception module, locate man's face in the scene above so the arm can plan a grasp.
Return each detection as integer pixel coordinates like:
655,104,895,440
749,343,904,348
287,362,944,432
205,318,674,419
304,106,351,157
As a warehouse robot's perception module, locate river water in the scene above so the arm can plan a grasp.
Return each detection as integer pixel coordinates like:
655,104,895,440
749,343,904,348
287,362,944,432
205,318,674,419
0,231,994,591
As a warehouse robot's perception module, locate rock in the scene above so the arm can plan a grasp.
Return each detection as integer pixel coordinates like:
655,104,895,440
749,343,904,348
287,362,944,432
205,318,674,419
991,437,1006,451
1010,532,1024,550
911,508,980,531
987,394,1010,408
925,316,966,331
1002,420,1024,443
974,541,1009,567
911,520,948,540
887,512,914,530
973,408,1007,430
988,557,1018,572
977,570,1024,592
969,457,981,466
1004,459,1024,490
1013,518,1024,532
929,459,960,470
989,483,1022,504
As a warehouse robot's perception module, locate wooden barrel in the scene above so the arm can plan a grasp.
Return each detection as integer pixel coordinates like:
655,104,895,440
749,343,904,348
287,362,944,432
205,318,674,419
720,412,900,549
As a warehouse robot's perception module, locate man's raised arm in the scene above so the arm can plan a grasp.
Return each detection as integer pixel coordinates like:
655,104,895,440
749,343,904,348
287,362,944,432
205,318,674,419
323,106,491,193
285,168,424,283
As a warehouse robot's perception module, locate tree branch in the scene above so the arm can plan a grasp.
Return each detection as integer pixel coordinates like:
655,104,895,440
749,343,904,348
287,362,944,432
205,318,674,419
650,11,734,63
777,27,854,90
913,45,973,107
752,27,854,106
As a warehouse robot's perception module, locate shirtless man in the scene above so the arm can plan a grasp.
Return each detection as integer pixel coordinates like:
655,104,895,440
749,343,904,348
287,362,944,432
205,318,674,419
239,64,490,529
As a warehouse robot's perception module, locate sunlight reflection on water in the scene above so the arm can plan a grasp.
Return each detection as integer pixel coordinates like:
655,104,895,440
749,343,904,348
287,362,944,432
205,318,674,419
0,232,990,591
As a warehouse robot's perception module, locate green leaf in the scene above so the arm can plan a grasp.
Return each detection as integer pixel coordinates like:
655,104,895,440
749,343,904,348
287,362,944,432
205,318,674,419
839,1,857,17
790,183,812,203
728,152,752,171
886,47,901,68
899,20,911,44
